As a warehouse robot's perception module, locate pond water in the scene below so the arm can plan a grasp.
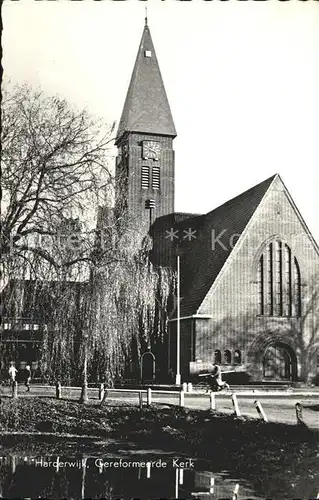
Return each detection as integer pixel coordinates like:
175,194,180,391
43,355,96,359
0,436,318,499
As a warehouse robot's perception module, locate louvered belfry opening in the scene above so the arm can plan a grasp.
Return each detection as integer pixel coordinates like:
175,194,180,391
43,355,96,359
152,165,160,190
141,165,150,189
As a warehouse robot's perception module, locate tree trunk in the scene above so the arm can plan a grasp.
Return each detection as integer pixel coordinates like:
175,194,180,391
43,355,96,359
80,343,88,403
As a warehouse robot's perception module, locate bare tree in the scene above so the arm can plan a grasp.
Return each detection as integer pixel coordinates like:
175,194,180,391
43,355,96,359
1,83,115,282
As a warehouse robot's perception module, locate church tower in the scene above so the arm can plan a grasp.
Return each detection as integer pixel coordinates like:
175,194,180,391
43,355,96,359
115,18,176,231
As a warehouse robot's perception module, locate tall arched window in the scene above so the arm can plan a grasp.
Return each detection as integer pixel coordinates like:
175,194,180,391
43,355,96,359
293,257,301,317
234,350,242,365
257,240,301,317
224,349,231,364
214,350,221,364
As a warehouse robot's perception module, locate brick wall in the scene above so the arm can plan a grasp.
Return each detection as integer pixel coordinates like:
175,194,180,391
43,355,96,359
116,133,175,233
195,176,319,381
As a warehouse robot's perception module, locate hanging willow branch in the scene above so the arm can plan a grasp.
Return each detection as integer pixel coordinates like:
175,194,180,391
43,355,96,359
1,83,174,386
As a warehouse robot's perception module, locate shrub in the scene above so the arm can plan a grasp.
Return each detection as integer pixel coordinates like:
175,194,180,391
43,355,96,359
311,373,319,386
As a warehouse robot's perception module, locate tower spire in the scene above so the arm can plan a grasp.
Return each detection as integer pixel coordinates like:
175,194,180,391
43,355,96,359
115,22,176,143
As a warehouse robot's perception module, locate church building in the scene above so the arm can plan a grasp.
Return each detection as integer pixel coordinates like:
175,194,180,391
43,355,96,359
115,19,319,383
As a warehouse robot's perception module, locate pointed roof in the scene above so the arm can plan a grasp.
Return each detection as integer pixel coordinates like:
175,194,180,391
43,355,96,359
170,175,277,317
115,21,177,143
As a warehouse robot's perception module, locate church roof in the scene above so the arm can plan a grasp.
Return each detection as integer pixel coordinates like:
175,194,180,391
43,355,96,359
173,174,277,317
115,22,177,143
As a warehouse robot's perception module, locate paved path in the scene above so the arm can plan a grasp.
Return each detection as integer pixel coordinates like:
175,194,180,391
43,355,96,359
144,391,319,430
184,394,319,429
1,384,318,430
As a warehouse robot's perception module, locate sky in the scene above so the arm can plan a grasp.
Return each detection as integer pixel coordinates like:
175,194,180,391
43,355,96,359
3,0,319,243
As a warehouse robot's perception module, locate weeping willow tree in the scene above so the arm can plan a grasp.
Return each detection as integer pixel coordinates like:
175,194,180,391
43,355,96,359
87,232,173,387
0,256,87,385
33,228,173,390
1,83,174,388
1,221,173,387
40,279,87,385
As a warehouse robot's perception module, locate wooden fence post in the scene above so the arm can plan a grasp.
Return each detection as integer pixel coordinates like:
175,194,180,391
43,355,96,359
179,389,185,407
295,402,305,426
55,382,61,399
12,381,18,399
210,391,216,410
254,400,268,422
98,383,105,402
231,393,241,417
139,390,143,410
147,388,152,406
80,382,88,404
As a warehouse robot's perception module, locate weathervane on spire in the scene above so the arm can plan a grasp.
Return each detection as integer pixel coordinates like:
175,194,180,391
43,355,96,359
145,6,148,26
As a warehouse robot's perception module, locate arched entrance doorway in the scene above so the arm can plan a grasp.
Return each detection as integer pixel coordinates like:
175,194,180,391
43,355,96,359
262,342,297,381
140,351,155,383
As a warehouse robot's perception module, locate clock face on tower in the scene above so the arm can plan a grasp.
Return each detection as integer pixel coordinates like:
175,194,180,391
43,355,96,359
142,141,161,161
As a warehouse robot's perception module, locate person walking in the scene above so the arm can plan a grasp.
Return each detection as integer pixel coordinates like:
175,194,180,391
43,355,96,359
25,364,31,392
8,363,18,386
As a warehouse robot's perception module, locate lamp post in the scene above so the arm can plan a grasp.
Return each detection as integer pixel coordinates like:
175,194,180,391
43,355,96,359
175,254,181,385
